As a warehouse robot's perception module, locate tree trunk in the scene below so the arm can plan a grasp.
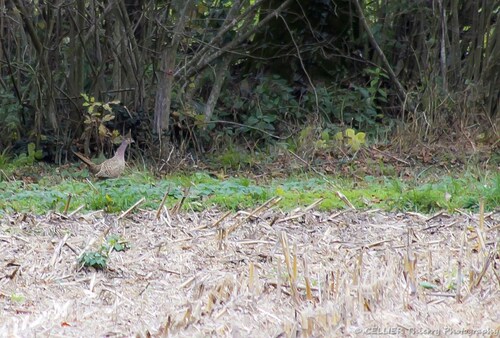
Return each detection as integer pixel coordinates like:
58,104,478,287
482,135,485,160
204,55,233,123
153,0,194,155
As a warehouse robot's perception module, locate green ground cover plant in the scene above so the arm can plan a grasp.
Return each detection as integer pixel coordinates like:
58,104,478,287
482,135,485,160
78,234,129,270
0,166,497,215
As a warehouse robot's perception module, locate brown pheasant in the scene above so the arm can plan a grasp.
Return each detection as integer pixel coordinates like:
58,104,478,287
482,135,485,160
73,136,133,178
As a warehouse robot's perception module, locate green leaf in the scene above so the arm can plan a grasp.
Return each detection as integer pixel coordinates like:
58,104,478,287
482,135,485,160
102,114,115,122
419,281,438,290
355,132,366,143
27,143,36,157
321,130,330,141
345,128,355,139
357,87,369,98
334,131,343,141
99,124,108,136
79,251,108,269
10,293,25,303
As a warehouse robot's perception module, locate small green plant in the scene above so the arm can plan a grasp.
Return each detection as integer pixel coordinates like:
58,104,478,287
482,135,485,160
79,234,129,270
216,146,259,170
0,148,11,169
79,251,108,270
10,293,25,303
80,93,122,152
345,67,388,130
86,192,122,213
11,142,43,167
244,111,277,133
102,234,129,253
81,93,118,135
334,128,366,151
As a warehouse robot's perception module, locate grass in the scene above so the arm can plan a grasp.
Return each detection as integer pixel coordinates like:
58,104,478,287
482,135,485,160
0,164,498,215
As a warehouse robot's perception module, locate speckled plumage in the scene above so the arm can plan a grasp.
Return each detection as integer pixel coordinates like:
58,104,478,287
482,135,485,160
74,137,133,178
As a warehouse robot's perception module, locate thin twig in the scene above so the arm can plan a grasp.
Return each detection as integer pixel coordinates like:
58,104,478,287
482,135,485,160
336,191,356,210
194,210,232,231
279,14,319,115
352,0,409,107
280,231,300,305
287,149,340,189
370,147,410,165
85,178,99,194
204,120,291,140
226,196,281,235
63,193,72,215
304,198,324,212
118,197,146,220
156,185,171,220
171,186,191,215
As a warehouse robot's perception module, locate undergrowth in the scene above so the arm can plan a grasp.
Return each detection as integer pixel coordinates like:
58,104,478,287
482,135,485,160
0,167,497,215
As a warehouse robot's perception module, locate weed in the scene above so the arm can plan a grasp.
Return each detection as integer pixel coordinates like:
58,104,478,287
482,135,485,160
401,188,446,213
103,234,129,253
79,234,129,270
0,149,11,169
78,94,125,155
79,251,108,270
217,148,253,170
10,293,25,304
0,167,497,214
8,143,43,168
334,128,367,152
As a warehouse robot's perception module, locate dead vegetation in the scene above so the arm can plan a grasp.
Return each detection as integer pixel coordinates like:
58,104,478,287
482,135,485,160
0,200,499,337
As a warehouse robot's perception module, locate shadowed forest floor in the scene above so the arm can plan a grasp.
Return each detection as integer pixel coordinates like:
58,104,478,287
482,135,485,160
1,206,498,337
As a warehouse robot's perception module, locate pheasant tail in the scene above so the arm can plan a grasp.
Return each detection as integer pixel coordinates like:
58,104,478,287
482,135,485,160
73,151,99,173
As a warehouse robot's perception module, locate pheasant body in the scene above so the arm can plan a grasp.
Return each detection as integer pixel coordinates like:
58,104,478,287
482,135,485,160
74,137,133,178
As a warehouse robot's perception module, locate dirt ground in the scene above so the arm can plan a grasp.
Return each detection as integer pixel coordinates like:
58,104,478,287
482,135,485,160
1,204,499,337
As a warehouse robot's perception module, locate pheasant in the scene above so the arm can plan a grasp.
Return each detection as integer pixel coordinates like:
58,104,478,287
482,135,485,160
73,136,133,178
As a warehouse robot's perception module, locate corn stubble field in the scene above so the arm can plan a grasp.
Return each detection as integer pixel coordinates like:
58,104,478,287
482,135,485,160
0,199,499,337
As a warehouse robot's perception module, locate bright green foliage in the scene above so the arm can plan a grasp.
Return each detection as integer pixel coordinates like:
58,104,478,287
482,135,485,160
1,142,44,169
400,187,447,213
79,251,108,270
79,234,129,270
334,128,366,151
391,173,499,213
0,167,497,215
292,126,367,159
15,143,43,166
10,293,25,304
484,174,500,207
80,94,122,149
102,234,129,253
81,93,118,136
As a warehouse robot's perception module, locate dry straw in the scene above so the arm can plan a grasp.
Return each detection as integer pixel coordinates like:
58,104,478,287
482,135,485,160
0,199,498,336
